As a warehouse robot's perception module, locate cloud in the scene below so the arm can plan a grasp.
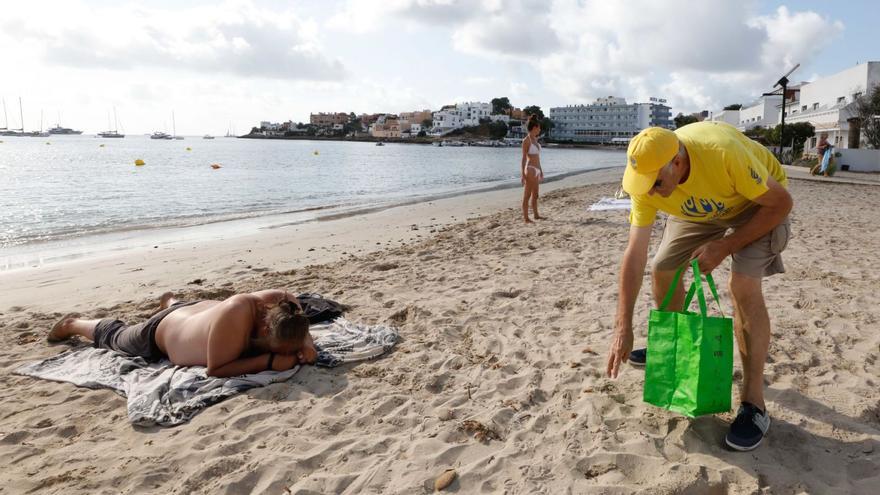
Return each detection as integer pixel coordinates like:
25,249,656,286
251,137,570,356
330,0,845,113
0,1,346,81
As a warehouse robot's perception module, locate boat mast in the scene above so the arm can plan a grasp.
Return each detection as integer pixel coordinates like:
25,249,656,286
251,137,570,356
19,97,24,132
172,110,176,138
113,106,119,133
1,98,7,130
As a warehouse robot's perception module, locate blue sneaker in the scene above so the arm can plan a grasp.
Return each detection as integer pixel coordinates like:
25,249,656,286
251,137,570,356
725,402,771,451
629,348,646,367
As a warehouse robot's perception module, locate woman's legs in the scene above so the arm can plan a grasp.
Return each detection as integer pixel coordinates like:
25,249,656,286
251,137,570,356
532,180,543,219
522,180,534,223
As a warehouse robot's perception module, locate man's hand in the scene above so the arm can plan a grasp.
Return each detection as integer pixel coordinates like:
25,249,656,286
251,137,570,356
297,343,318,365
691,239,732,273
606,326,633,378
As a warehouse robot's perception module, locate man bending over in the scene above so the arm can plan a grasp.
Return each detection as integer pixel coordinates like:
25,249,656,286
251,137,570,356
48,289,318,378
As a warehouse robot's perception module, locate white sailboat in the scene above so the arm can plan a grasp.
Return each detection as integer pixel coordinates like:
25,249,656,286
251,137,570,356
98,107,125,138
0,98,11,136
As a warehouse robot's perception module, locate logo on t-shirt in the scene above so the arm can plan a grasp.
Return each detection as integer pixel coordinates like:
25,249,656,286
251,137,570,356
749,167,762,184
681,196,727,219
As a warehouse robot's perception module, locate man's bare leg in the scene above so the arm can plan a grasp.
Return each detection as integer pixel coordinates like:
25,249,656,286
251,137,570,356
652,269,686,311
729,272,769,410
47,316,102,342
159,291,178,310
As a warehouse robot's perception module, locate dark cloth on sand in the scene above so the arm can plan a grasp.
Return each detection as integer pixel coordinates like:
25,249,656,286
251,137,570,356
93,301,201,361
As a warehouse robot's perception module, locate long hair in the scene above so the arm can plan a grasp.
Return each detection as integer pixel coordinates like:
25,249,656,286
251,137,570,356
265,300,309,346
526,115,541,132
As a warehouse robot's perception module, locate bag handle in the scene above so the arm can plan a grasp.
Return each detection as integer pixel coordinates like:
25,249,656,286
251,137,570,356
659,259,725,317
682,259,726,318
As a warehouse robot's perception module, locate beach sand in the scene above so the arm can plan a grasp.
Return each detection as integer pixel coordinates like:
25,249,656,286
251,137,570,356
1,171,878,494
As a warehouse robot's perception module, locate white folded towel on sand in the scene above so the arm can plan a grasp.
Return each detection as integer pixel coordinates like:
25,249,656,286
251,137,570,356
588,197,632,211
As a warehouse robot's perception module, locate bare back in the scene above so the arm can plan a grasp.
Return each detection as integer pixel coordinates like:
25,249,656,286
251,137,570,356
155,298,251,366
154,290,298,367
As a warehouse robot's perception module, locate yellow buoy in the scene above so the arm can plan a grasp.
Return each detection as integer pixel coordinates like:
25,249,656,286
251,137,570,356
313,150,319,155
186,147,192,151
135,159,145,166
46,142,51,145
99,144,105,147
210,163,222,169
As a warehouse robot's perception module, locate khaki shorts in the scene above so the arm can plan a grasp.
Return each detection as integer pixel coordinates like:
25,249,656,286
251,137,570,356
653,207,791,278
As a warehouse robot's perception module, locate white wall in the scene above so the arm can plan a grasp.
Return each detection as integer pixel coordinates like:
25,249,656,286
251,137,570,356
739,96,781,129
798,62,880,111
712,110,740,126
836,149,880,172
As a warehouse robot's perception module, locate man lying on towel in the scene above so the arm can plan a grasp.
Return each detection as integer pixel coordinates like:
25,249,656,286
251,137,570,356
47,290,318,377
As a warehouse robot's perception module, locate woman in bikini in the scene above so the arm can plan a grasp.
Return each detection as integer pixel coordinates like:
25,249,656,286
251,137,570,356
520,115,545,223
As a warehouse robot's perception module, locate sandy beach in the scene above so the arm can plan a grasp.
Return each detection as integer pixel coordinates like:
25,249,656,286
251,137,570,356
1,169,878,494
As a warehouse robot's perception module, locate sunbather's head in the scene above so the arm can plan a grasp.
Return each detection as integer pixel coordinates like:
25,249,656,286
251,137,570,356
259,300,310,354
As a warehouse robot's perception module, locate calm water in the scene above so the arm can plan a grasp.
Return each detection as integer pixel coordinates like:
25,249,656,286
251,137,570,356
0,135,622,268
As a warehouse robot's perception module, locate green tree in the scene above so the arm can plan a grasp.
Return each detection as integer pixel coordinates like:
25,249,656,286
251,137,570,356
767,121,815,156
541,117,554,137
491,97,513,115
852,84,880,149
421,118,433,130
673,113,699,129
523,105,545,120
744,126,769,143
488,120,508,139
723,104,743,110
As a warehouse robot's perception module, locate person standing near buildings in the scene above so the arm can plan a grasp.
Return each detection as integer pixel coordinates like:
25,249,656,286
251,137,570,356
605,122,793,451
520,115,545,223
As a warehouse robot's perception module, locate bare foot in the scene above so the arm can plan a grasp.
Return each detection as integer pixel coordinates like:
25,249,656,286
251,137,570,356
47,314,78,342
159,291,177,310
524,218,534,224
535,215,547,220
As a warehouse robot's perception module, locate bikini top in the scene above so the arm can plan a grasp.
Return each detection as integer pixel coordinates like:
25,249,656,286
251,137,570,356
528,137,541,156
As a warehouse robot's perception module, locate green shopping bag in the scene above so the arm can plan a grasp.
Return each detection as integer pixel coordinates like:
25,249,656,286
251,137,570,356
643,259,734,417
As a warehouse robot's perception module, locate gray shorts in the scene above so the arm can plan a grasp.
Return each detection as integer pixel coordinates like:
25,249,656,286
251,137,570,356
653,208,791,278
93,301,200,361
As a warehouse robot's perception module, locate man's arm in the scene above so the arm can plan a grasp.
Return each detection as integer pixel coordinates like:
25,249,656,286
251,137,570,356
691,177,792,273
205,295,271,377
607,225,652,378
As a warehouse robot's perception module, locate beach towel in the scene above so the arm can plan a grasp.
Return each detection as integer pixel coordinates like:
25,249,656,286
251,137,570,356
15,318,398,427
588,197,632,211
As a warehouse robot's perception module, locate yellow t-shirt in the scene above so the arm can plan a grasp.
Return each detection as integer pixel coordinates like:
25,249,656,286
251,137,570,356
629,122,787,227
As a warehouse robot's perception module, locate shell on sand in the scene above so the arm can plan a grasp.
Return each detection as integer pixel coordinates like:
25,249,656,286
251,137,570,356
434,469,456,491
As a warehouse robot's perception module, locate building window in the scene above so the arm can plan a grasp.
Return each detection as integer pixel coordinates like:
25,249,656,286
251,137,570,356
801,105,807,111
812,103,819,110
837,96,846,104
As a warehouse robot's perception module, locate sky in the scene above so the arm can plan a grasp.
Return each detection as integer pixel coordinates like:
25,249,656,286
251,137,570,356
0,0,876,135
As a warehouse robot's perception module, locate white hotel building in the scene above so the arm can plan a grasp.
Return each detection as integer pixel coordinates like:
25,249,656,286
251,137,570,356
549,97,673,143
783,61,880,150
431,101,492,135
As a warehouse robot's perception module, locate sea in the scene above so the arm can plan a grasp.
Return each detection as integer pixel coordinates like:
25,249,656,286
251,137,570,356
0,135,623,270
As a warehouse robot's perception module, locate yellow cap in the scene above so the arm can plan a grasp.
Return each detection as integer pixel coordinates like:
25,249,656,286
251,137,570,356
622,127,679,196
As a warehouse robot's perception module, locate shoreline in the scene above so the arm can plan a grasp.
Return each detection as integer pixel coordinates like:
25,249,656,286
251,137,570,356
0,166,619,273
0,167,625,313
